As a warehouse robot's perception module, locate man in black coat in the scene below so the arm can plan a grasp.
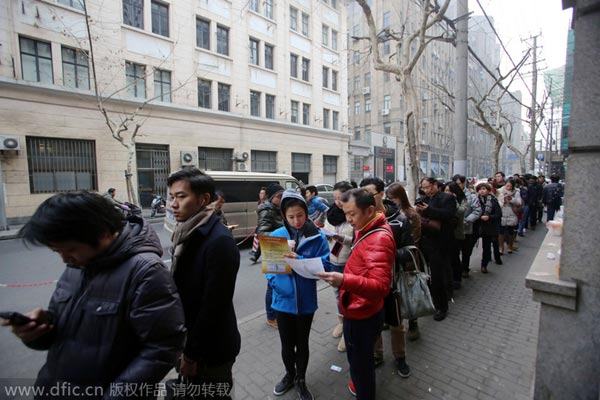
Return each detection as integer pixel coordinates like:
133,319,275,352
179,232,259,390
168,168,241,399
416,177,457,322
3,192,185,399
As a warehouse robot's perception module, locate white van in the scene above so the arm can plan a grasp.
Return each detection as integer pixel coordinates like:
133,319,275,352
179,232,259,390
164,171,300,238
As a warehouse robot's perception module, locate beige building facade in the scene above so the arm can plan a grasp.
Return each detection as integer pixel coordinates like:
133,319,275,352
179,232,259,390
0,0,349,221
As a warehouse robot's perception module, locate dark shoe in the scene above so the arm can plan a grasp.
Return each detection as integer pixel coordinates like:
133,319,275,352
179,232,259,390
433,310,447,321
495,258,503,265
273,373,295,396
407,320,420,341
481,265,488,274
374,352,384,368
518,232,525,237
295,378,313,400
250,255,258,263
462,270,470,279
348,380,357,397
396,357,411,378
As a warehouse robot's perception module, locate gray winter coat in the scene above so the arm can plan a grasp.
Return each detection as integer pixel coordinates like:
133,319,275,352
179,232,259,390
29,218,186,399
463,187,482,235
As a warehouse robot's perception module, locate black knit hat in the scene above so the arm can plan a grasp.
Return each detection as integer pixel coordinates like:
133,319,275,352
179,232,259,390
266,183,284,200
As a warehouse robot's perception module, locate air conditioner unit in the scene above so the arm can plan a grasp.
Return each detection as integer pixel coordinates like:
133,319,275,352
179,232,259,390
234,151,249,161
362,86,370,95
381,109,390,116
236,162,247,172
0,136,20,151
180,150,198,167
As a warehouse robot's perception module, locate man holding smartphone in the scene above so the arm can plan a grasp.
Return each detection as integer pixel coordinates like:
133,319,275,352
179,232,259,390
1,191,186,398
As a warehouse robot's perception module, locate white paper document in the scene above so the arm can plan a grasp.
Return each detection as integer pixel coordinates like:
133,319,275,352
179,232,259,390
286,257,325,280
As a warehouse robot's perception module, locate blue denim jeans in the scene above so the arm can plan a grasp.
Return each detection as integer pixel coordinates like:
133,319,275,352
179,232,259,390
518,205,530,234
265,282,276,320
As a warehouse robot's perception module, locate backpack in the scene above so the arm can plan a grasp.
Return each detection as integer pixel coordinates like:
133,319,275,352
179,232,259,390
551,184,563,209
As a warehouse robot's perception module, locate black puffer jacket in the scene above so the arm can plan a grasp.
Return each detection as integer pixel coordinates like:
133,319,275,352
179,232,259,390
29,217,186,399
255,200,283,235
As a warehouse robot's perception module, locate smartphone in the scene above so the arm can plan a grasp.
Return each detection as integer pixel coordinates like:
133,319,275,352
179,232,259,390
415,200,426,206
0,311,37,326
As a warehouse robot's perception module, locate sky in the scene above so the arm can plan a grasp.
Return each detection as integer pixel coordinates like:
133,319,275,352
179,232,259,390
470,0,573,96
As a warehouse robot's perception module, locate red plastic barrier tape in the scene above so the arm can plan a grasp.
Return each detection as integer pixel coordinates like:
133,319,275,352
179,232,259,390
0,280,58,288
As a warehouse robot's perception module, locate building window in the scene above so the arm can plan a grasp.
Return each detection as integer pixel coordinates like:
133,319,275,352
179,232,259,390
266,94,275,119
383,41,390,55
332,111,339,130
383,11,391,28
292,153,311,175
353,76,360,91
353,24,359,37
301,58,310,81
20,37,53,83
218,83,230,112
331,0,337,8
384,72,390,82
322,25,329,46
126,61,145,98
384,122,391,134
332,70,338,91
365,125,372,143
365,99,371,113
123,0,143,29
249,38,259,65
301,13,309,36
364,72,371,87
290,7,298,31
323,108,330,129
354,101,360,116
151,1,169,37
354,51,360,64
252,150,277,172
198,147,233,171
323,155,337,174
290,54,298,78
322,66,329,88
264,0,273,19
265,44,274,70
26,137,97,193
250,90,261,117
331,30,338,51
198,79,211,108
153,69,171,102
302,104,310,125
196,18,210,50
217,25,229,56
291,101,299,123
249,0,259,12
58,0,84,10
61,46,89,89
384,95,391,110
354,126,361,140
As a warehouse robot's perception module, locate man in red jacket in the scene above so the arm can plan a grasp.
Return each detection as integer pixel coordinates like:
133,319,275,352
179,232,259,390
319,188,395,400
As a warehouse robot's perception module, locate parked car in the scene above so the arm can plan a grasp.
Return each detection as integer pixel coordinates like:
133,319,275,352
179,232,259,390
314,183,334,205
164,171,300,238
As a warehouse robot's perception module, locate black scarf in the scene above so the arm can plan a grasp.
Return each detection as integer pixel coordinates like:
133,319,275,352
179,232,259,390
327,203,346,226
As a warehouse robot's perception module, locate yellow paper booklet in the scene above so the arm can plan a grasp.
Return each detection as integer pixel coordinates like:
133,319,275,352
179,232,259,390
258,235,293,274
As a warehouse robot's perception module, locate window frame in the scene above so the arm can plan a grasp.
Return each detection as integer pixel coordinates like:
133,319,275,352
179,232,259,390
301,57,310,82
291,101,299,123
301,13,309,36
20,36,53,83
61,46,89,89
249,37,260,66
331,70,338,91
322,66,329,88
218,82,231,112
302,103,310,125
264,43,274,70
290,7,298,31
153,68,171,102
123,0,144,29
125,61,146,98
250,90,261,117
151,0,169,37
290,53,298,78
196,18,210,50
198,78,212,109
216,25,229,56
266,94,276,119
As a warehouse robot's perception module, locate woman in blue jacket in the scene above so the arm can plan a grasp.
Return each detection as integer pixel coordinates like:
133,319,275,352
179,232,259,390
267,189,331,400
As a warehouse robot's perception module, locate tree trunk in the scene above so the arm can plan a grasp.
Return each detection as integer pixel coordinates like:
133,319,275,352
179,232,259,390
492,135,503,175
403,75,421,202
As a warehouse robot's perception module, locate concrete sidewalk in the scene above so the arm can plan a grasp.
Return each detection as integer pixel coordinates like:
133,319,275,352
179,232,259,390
231,229,544,400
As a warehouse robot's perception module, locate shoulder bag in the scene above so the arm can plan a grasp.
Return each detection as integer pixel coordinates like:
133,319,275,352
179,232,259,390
396,245,436,320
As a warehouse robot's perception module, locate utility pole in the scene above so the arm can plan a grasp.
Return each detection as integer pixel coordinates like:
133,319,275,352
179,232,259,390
529,35,540,172
0,159,8,231
453,0,469,176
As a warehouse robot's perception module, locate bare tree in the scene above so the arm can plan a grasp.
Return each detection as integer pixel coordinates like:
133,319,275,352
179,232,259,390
354,0,452,198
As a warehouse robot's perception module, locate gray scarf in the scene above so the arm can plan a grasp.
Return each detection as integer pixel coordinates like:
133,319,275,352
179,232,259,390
170,203,215,274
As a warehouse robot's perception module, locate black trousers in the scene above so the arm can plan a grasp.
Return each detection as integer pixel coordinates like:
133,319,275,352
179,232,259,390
420,238,450,313
276,311,314,379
